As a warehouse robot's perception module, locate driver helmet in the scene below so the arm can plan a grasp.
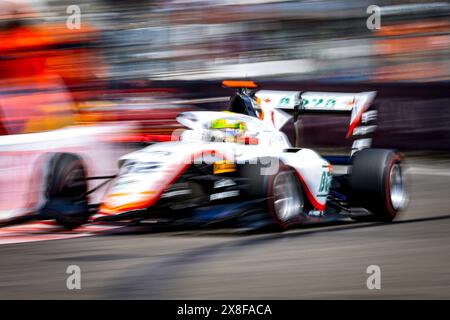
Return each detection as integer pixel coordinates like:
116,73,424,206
209,118,247,143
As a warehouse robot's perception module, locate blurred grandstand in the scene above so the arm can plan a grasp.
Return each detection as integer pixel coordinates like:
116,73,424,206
18,0,449,82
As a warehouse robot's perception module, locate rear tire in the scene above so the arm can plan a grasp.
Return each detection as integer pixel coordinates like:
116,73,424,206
349,148,407,222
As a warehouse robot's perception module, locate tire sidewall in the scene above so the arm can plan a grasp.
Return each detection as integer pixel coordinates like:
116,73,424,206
383,154,403,219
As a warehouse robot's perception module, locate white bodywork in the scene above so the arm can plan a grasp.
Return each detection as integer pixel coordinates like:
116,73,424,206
0,124,133,222
99,111,332,216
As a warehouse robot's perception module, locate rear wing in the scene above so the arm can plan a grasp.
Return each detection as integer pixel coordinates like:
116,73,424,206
220,80,377,154
255,90,377,139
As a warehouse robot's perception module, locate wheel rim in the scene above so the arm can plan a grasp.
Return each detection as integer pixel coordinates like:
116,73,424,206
389,163,406,210
273,171,303,222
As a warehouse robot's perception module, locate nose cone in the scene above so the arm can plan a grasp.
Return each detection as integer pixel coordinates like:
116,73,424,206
97,190,158,218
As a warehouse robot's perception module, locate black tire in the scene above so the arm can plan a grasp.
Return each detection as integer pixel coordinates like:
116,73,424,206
239,157,279,198
39,153,89,228
349,148,407,222
266,165,306,230
240,160,305,230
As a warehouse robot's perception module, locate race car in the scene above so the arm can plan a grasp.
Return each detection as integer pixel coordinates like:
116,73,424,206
91,80,408,230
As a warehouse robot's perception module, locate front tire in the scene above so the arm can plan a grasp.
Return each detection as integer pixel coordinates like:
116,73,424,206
267,165,305,229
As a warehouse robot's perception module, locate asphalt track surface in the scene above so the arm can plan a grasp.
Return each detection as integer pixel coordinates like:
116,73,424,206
0,157,449,299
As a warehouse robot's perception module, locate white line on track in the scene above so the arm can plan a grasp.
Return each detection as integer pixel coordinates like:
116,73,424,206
0,221,122,245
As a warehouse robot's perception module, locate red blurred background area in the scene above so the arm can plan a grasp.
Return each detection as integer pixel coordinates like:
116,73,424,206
0,1,187,142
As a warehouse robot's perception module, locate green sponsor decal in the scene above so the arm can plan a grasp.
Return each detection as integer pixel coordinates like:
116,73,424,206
318,171,332,194
325,99,336,108
302,98,336,109
280,97,290,105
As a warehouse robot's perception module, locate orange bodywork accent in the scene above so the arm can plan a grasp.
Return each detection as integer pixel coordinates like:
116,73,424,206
259,109,265,120
107,191,158,198
222,80,258,89
99,191,159,214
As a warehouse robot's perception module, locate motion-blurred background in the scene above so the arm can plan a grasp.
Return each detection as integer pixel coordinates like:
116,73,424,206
5,0,447,81
1,0,450,148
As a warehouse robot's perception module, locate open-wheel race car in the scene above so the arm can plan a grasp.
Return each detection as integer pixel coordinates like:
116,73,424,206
90,80,408,229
